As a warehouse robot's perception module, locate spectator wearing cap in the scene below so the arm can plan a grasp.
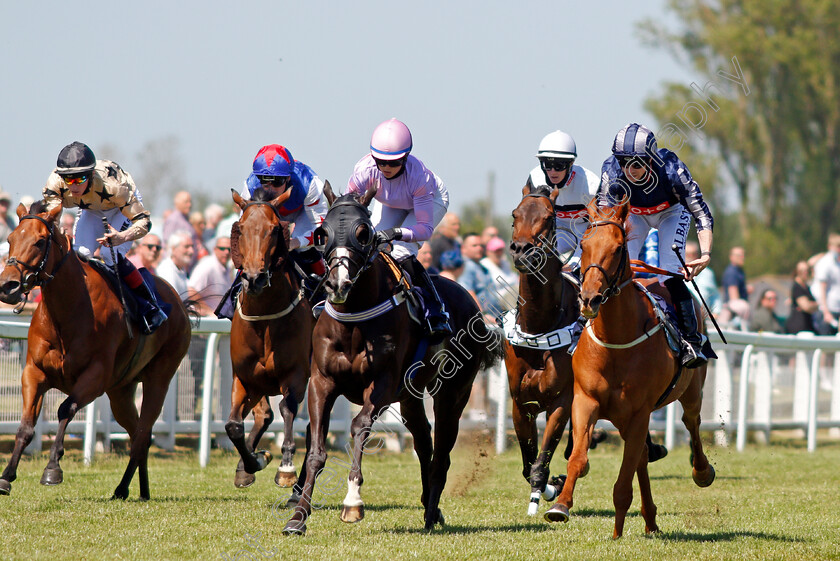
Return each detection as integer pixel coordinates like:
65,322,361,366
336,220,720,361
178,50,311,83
481,236,518,312
439,250,464,282
0,189,16,243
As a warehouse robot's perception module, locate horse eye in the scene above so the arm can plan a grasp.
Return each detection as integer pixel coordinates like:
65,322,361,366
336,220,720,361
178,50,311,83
356,225,371,245
34,238,46,249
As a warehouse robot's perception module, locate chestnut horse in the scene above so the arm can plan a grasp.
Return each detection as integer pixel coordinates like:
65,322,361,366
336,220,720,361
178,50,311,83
225,188,312,489
282,184,503,535
505,184,581,515
0,201,190,499
544,202,715,537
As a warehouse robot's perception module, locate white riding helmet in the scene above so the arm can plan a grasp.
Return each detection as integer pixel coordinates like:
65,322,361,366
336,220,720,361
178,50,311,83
535,131,577,160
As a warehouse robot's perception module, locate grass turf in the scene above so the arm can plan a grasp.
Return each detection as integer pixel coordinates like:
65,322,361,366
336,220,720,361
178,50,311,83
0,433,838,560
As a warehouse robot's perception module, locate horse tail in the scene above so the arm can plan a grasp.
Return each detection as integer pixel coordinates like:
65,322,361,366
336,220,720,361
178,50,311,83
473,316,506,371
183,298,203,327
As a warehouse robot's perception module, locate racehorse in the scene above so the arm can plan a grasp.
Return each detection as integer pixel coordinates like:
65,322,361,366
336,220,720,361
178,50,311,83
226,188,311,489
544,201,715,538
0,201,191,500
282,184,503,535
504,184,582,515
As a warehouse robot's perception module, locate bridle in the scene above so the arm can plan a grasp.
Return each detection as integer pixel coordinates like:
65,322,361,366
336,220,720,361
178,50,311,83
4,214,70,293
239,200,289,285
580,219,630,303
314,197,379,292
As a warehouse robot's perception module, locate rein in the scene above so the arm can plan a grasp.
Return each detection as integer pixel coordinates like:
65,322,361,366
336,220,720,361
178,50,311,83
580,220,631,302
4,214,72,310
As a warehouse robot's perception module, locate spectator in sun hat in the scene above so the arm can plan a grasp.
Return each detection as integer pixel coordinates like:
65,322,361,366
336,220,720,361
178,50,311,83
0,189,16,243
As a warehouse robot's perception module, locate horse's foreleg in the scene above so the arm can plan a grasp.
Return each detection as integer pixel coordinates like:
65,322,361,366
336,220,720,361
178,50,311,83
226,377,270,487
510,400,538,485
107,383,142,491
0,371,47,496
612,413,649,539
400,396,433,510
282,370,337,536
680,372,715,487
275,383,303,488
529,400,571,515
44,369,105,487
546,394,598,524
636,446,658,534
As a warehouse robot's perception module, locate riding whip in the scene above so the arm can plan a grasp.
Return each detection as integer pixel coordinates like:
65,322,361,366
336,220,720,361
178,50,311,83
102,217,134,339
671,244,726,344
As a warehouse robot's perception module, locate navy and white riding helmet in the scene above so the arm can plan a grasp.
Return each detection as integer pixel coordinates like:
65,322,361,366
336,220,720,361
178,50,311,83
611,123,658,159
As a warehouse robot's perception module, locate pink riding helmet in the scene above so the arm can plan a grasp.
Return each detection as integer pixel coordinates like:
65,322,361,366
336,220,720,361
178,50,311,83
370,118,413,161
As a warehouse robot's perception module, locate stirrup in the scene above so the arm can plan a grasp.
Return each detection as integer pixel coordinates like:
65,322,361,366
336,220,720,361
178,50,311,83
681,340,707,368
142,308,168,334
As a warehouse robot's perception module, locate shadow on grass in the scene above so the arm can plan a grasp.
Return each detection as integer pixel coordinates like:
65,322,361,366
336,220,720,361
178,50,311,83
62,495,253,504
650,473,746,481
388,522,557,535
657,529,805,543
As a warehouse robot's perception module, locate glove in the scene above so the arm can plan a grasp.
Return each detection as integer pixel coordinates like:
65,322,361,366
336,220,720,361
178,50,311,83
375,228,402,245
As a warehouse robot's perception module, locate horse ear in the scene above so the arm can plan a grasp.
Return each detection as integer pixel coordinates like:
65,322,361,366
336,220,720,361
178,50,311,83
359,181,378,207
522,183,532,197
323,180,337,206
15,203,27,220
616,200,630,223
271,188,293,209
586,198,601,222
549,187,560,204
231,189,247,211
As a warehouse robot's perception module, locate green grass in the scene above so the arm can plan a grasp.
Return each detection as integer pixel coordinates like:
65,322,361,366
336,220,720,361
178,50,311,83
0,434,839,561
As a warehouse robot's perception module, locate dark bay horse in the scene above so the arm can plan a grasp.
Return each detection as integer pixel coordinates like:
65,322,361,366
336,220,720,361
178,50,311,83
283,184,503,535
226,188,311,489
545,202,715,538
505,184,582,515
0,201,190,499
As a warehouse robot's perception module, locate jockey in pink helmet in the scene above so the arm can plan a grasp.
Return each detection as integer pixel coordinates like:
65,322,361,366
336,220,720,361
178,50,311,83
346,118,452,337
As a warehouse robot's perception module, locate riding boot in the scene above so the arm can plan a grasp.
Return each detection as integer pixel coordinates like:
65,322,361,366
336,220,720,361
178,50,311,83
665,277,707,368
293,247,327,304
399,255,453,339
116,253,167,334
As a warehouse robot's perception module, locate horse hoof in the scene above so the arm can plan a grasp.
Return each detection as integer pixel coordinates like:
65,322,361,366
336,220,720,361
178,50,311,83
544,503,570,523
649,443,669,463
254,450,272,472
0,479,11,495
235,470,256,488
424,509,444,531
111,489,129,501
40,468,63,486
275,468,297,488
282,519,307,536
285,492,302,509
692,464,716,488
590,428,608,448
340,504,365,523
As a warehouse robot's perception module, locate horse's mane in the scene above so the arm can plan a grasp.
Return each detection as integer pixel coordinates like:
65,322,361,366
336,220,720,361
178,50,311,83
28,200,49,215
529,185,553,198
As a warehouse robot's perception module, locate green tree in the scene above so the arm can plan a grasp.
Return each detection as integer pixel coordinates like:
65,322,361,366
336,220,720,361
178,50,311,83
641,0,840,275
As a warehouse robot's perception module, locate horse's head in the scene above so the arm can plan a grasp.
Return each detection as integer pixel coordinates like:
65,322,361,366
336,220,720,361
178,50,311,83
578,201,630,319
0,201,66,304
314,182,377,304
231,187,292,295
510,184,562,272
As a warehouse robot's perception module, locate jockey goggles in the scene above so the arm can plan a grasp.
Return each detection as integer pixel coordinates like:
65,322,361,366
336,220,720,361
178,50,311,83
373,157,405,169
62,174,88,185
618,157,649,170
540,159,572,172
256,174,289,186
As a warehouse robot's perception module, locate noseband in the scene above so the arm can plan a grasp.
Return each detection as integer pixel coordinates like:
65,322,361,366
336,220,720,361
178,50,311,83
4,214,69,292
580,220,630,302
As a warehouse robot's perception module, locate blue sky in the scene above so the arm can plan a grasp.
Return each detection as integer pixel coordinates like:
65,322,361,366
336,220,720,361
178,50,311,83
0,1,693,217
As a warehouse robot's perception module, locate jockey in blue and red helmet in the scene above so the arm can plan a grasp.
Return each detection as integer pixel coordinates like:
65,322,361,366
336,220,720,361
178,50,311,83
597,123,715,368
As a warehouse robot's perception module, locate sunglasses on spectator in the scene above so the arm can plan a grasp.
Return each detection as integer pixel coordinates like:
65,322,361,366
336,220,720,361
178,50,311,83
256,175,288,186
618,157,649,170
142,244,162,251
374,157,405,169
541,159,572,172
216,246,231,251
62,174,88,185
763,294,778,300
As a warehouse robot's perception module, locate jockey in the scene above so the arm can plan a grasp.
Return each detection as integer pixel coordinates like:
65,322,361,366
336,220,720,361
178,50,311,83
239,144,328,297
346,118,452,338
526,130,600,268
597,123,714,368
42,141,167,333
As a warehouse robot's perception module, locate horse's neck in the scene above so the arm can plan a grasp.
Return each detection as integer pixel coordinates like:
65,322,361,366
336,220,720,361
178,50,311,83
39,252,90,317
590,277,647,340
517,257,570,332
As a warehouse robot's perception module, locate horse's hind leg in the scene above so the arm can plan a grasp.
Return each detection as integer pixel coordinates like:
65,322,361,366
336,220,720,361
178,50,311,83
680,370,715,487
636,446,659,534
529,400,571,515
275,383,304,488
510,399,538,484
0,371,47,495
400,396,434,510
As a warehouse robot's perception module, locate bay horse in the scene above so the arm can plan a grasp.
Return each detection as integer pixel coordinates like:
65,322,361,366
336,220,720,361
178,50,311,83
282,184,503,535
544,201,715,538
226,188,311,489
0,201,190,500
505,184,581,515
